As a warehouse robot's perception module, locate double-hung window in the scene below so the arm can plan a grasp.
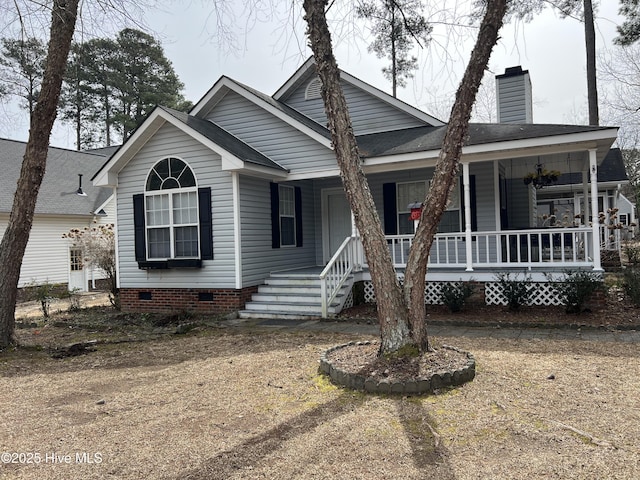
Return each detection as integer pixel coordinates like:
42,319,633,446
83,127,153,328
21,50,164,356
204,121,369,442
395,179,461,234
279,185,296,247
397,181,427,234
145,158,199,259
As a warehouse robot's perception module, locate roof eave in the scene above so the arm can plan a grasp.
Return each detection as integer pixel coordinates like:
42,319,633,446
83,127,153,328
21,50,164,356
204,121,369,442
93,108,283,187
362,128,619,170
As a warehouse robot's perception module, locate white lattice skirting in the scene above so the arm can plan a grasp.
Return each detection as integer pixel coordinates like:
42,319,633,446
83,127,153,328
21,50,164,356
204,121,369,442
362,280,564,306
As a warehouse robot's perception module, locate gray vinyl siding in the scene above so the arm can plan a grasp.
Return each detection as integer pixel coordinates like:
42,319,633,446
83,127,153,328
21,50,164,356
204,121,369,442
505,179,532,229
496,73,533,124
240,176,318,286
284,79,427,135
116,123,236,289
207,92,337,173
473,162,497,232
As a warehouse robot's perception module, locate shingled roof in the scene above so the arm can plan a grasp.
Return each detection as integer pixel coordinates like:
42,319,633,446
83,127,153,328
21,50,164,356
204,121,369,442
0,138,112,216
356,123,614,158
554,148,628,185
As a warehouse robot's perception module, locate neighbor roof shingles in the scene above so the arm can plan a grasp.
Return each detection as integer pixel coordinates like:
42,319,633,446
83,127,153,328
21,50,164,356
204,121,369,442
0,138,112,216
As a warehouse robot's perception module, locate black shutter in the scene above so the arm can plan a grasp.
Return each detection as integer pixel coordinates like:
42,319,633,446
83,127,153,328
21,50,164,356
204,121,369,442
294,186,303,247
382,183,398,235
270,182,280,248
133,194,146,262
198,187,213,260
460,175,478,231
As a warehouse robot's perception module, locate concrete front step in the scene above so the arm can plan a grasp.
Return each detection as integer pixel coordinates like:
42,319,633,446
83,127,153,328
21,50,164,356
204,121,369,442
237,310,325,320
244,301,338,314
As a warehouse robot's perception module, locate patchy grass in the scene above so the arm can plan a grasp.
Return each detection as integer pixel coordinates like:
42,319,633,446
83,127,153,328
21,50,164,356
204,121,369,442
1,304,639,479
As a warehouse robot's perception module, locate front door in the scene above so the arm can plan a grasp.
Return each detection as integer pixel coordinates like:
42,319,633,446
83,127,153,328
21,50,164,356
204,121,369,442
324,190,352,262
68,248,86,292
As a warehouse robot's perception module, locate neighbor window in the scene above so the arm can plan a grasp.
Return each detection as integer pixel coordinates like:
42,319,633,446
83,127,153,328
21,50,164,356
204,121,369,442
145,157,199,259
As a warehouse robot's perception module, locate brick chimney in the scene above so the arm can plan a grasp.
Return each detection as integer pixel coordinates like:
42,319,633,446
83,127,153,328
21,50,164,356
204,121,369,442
496,66,533,124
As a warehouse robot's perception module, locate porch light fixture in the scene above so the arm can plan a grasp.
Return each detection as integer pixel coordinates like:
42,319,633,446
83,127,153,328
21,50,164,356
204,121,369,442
523,163,561,189
76,174,87,196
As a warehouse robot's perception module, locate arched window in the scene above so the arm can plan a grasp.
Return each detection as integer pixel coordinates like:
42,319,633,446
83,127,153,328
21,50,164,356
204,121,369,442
144,158,199,259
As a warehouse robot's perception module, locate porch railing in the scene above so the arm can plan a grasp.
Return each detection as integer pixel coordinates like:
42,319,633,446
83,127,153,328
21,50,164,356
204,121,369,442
320,236,360,318
383,227,595,269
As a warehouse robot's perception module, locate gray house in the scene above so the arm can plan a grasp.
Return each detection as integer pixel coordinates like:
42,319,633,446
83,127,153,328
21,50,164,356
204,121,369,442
0,138,115,292
93,60,619,317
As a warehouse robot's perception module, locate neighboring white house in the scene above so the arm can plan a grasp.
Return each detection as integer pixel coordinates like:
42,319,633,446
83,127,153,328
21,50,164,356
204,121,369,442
93,60,620,317
0,138,115,292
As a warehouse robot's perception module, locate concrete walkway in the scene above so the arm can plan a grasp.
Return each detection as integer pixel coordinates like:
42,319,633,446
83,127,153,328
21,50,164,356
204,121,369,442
221,317,640,343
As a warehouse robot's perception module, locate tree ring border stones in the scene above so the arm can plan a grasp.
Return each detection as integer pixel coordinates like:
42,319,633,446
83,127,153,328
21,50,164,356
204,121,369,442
319,341,475,395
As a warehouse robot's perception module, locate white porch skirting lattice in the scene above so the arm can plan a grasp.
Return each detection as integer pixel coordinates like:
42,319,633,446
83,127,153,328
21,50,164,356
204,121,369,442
484,282,563,306
362,280,564,306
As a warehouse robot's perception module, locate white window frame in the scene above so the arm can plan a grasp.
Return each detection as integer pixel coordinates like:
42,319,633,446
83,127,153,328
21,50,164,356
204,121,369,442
279,184,296,247
144,158,200,260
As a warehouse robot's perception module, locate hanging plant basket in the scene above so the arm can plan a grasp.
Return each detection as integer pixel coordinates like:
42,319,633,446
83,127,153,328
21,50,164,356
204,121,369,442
523,164,561,189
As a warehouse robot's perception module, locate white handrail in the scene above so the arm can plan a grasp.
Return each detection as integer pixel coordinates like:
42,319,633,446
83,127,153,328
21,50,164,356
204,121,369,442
319,236,356,318
383,227,595,269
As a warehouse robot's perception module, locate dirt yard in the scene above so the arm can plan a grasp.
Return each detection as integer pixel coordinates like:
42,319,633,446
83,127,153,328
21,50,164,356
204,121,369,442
1,303,639,479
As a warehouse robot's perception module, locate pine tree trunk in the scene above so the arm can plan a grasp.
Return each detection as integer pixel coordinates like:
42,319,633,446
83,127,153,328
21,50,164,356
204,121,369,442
584,0,599,125
0,0,79,348
303,0,507,356
404,0,508,349
304,0,413,355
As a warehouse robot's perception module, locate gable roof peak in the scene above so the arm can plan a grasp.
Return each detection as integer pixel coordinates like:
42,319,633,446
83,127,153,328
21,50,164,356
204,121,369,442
273,57,445,128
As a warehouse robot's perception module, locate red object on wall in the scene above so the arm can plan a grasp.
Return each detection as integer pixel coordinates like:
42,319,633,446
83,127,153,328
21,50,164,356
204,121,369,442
410,208,422,221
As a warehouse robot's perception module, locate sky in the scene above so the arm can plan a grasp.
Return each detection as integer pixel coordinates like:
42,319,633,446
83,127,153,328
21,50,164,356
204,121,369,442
0,0,627,149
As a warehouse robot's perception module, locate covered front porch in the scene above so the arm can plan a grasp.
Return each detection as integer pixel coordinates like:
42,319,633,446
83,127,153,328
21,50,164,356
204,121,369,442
241,129,620,319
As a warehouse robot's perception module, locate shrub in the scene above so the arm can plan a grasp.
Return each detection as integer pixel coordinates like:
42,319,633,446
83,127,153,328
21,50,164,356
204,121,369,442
440,281,475,313
549,270,604,314
25,280,59,318
67,288,82,312
623,267,640,306
624,242,640,266
494,272,532,311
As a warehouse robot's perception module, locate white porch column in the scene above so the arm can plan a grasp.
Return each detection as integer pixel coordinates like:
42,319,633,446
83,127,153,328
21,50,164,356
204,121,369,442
582,171,589,226
589,149,602,271
463,162,473,271
232,172,243,288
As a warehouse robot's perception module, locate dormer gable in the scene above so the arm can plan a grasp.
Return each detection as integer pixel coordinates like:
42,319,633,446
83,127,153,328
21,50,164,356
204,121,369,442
190,76,332,149
274,57,445,135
